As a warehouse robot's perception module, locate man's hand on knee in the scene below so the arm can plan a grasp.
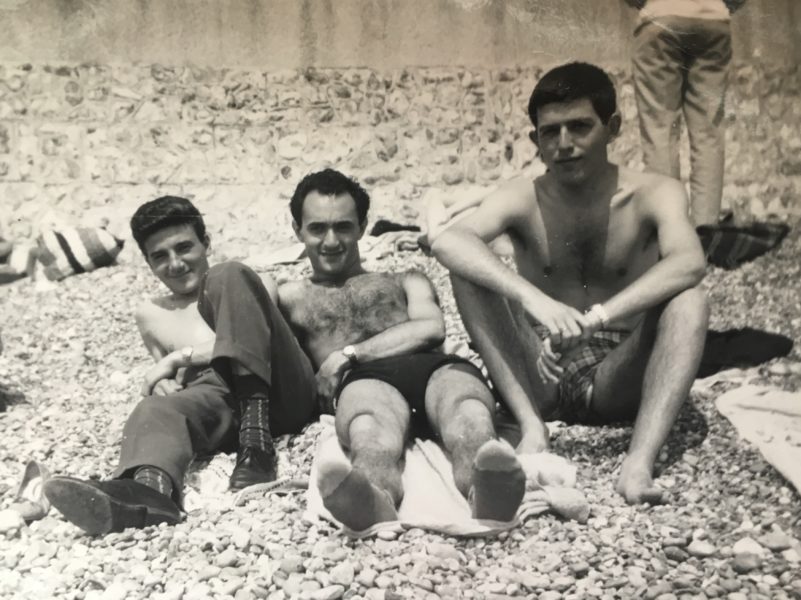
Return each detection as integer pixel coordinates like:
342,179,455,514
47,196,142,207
141,352,184,396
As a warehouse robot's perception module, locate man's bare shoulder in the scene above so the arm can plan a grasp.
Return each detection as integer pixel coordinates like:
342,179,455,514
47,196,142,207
135,293,179,320
620,166,686,201
487,176,537,205
277,279,309,310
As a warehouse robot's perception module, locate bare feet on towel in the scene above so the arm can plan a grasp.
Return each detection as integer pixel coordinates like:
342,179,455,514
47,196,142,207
470,439,526,521
317,461,398,531
616,457,665,505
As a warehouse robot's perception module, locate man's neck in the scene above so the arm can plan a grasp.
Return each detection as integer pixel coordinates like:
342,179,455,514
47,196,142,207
547,162,619,205
166,290,200,306
310,263,368,287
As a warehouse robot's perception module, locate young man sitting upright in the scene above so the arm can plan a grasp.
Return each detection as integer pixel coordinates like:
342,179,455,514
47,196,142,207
431,63,709,505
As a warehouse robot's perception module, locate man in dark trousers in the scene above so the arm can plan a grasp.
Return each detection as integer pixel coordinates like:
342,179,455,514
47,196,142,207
44,196,318,534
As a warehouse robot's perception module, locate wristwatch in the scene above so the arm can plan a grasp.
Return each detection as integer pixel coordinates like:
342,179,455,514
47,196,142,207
341,345,359,366
180,346,194,365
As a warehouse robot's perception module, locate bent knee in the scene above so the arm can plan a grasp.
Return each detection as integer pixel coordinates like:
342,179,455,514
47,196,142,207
663,286,710,331
207,261,258,283
131,395,180,421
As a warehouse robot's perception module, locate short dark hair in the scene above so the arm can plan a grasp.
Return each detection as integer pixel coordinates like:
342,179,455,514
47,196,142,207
527,62,617,129
130,196,206,255
290,169,370,225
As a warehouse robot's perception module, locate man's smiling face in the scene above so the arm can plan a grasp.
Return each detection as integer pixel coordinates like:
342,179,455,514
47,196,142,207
293,191,366,282
143,223,210,297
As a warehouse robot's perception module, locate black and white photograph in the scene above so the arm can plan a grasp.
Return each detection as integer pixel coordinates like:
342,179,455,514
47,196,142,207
0,1,800,599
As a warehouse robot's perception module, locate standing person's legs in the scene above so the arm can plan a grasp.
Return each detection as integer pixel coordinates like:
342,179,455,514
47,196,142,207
683,20,732,226
198,262,317,489
316,380,409,531
44,374,235,534
450,275,552,453
589,287,709,504
425,363,526,521
633,19,687,179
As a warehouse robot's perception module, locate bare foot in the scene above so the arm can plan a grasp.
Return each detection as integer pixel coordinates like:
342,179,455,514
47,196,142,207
616,458,665,505
515,425,550,455
317,461,398,531
470,439,526,521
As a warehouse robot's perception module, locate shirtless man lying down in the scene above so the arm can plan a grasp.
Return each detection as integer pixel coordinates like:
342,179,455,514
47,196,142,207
280,168,526,530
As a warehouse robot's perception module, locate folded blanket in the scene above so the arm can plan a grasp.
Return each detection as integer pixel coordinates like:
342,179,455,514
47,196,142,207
715,385,801,494
305,417,589,538
697,221,790,269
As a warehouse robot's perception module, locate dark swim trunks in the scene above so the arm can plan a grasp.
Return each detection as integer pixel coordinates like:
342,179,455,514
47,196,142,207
335,352,484,431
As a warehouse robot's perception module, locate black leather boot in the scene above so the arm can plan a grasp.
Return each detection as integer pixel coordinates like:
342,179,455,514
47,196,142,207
229,444,278,491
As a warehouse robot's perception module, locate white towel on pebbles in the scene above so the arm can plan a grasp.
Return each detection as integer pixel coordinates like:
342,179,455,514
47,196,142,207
715,385,801,494
305,417,589,539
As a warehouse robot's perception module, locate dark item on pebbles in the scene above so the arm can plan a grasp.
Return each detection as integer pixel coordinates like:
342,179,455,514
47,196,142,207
43,477,181,535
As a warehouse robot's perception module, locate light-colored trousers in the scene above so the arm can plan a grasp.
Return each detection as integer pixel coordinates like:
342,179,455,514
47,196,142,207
633,16,732,226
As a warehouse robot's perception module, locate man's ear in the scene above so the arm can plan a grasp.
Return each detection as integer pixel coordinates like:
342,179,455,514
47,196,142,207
292,219,302,240
202,233,211,249
607,112,622,139
528,130,542,159
358,219,368,239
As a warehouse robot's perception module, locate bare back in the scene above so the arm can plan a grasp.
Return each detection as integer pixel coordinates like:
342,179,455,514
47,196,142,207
279,272,411,368
508,167,663,330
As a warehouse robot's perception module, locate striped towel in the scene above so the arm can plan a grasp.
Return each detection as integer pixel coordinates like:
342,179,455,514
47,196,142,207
697,222,790,270
36,227,124,281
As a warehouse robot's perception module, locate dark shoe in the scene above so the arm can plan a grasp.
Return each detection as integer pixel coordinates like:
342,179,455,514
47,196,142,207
229,446,278,491
43,477,181,535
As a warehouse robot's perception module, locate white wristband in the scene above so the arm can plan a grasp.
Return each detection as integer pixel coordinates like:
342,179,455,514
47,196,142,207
589,304,610,326
180,346,194,365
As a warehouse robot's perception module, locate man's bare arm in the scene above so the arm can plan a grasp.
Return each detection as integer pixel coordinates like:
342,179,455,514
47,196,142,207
601,178,706,325
431,180,586,344
135,303,216,395
351,271,446,361
431,180,536,303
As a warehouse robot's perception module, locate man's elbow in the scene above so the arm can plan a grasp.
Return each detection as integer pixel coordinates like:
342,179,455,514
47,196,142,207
424,319,447,347
429,229,451,261
686,254,707,286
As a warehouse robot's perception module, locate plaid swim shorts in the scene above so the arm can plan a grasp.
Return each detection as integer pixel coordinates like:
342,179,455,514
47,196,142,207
533,325,628,424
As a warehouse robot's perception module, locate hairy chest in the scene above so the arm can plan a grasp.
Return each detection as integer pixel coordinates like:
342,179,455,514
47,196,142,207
287,274,409,343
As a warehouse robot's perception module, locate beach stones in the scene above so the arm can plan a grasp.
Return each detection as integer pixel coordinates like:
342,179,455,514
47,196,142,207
732,553,762,574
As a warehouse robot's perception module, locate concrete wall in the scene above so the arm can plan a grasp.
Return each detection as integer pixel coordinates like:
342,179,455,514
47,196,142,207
0,0,799,69
1,0,800,251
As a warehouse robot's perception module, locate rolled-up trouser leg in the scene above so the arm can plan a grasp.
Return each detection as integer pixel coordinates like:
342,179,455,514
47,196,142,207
198,261,317,435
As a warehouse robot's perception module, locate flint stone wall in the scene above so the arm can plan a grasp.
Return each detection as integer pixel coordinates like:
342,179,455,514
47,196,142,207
1,61,800,258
